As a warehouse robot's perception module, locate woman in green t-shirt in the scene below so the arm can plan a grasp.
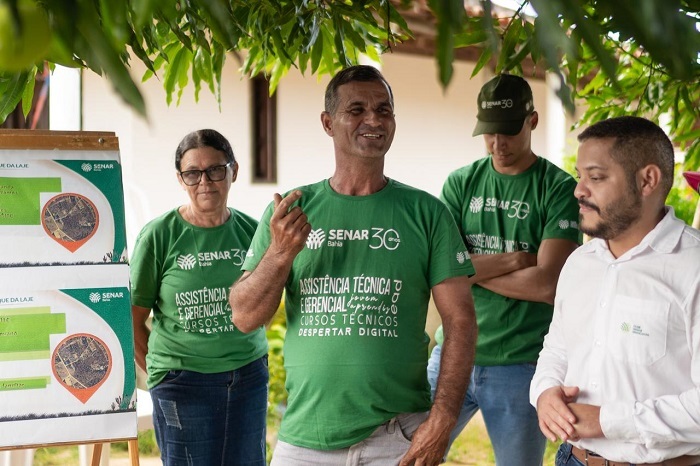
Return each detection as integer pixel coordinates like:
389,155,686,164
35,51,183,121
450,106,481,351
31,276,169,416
130,129,268,465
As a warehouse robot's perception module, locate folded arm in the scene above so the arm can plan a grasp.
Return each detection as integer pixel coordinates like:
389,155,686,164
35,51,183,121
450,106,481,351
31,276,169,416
476,238,578,304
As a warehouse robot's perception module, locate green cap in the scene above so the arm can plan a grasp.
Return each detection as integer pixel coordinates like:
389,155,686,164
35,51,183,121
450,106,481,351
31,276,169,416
473,74,534,136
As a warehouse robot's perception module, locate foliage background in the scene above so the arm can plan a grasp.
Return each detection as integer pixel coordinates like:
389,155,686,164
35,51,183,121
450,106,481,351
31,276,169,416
0,0,698,173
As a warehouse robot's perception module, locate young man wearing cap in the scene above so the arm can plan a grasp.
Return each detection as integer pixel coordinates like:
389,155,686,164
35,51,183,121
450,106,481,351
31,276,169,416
427,74,581,465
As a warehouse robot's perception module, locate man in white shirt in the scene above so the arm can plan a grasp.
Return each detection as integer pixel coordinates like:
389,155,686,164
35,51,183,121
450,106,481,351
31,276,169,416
530,116,700,466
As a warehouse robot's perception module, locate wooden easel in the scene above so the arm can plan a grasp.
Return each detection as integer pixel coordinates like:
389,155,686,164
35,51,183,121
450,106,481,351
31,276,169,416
0,437,140,466
0,129,119,150
91,438,141,466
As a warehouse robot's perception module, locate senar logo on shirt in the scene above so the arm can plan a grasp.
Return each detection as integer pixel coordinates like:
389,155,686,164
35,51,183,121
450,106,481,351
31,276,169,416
557,219,579,230
469,196,484,213
306,229,326,250
456,250,469,264
305,228,400,251
469,196,531,219
177,254,197,270
176,249,246,269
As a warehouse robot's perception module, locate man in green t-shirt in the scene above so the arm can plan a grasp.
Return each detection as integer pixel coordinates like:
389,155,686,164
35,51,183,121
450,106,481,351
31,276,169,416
230,65,478,466
427,74,582,465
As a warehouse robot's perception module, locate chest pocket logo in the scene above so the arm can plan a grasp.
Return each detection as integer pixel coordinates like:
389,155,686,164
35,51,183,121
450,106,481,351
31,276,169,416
608,295,669,365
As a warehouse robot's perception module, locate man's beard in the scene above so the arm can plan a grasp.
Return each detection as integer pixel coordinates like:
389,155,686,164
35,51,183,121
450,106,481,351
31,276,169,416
578,192,642,240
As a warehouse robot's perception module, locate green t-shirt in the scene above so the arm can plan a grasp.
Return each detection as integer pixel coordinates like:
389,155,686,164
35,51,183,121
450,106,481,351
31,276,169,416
438,156,581,365
243,179,475,450
130,208,267,388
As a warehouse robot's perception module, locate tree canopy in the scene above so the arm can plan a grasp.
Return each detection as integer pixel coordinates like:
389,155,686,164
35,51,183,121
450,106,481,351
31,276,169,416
0,0,698,168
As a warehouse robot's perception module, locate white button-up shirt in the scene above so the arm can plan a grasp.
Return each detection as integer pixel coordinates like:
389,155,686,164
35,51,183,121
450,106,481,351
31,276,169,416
530,208,700,462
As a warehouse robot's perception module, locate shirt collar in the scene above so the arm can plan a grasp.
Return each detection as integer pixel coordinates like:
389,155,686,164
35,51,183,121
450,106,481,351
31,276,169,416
579,207,684,258
639,206,684,253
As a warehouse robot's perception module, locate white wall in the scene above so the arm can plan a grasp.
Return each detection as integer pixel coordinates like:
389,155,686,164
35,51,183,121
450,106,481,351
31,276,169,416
78,52,569,252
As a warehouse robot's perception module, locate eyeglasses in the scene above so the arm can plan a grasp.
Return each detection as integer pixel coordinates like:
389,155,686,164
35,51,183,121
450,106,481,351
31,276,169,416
179,163,231,186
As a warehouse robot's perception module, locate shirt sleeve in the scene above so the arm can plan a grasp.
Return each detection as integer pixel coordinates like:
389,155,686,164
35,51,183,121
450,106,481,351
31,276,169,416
427,203,475,287
529,282,570,407
241,201,274,272
129,227,160,309
439,170,466,239
542,175,582,244
600,274,700,447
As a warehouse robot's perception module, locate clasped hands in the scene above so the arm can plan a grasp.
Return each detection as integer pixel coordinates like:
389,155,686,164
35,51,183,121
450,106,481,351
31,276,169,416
537,386,604,442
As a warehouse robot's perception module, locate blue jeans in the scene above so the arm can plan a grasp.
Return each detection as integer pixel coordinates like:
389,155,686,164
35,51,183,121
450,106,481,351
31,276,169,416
427,344,546,466
150,356,269,466
555,443,586,466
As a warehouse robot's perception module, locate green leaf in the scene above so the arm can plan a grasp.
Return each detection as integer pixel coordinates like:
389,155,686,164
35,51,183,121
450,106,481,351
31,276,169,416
76,6,146,117
381,1,412,37
21,67,38,117
567,18,618,86
471,48,493,78
504,38,531,72
0,71,31,123
478,0,500,54
310,27,324,74
552,72,575,114
268,61,286,95
163,47,192,106
530,5,568,74
674,128,700,143
497,18,522,73
98,0,128,44
303,12,322,54
454,29,488,48
683,142,700,172
129,34,156,75
298,51,308,75
153,10,192,51
211,42,224,111
191,55,202,101
197,0,241,50
131,0,159,29
435,22,454,86
270,29,293,66
332,15,348,67
679,86,697,117
193,47,215,98
320,25,337,72
344,23,368,51
363,43,381,63
431,0,462,87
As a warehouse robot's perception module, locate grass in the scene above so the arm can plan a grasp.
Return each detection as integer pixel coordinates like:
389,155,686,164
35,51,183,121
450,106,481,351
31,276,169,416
31,430,160,466
444,413,561,465
30,417,560,466
33,446,79,465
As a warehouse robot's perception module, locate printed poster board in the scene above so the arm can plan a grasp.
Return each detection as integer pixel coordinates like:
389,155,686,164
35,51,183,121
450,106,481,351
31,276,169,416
0,130,136,449
0,130,127,266
0,265,136,447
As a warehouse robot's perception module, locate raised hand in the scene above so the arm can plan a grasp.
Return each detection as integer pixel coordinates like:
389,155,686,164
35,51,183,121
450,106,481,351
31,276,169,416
269,190,312,259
